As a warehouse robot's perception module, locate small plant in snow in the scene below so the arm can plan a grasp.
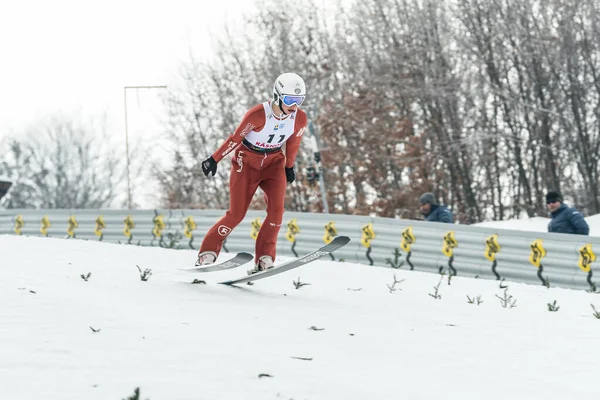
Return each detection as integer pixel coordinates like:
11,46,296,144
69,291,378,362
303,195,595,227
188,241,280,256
89,326,101,333
161,231,182,249
387,273,405,293
122,387,148,400
191,279,206,284
136,265,152,281
586,283,597,293
80,272,92,281
309,326,325,331
547,300,560,312
495,288,517,308
543,277,551,289
385,248,404,269
429,275,443,299
466,295,483,305
591,304,600,319
499,278,509,289
293,277,311,289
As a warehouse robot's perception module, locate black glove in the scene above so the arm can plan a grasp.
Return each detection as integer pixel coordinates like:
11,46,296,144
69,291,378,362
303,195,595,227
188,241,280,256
285,166,295,183
202,156,218,177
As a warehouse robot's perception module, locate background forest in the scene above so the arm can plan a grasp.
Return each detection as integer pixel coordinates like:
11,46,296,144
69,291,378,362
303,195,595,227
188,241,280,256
2,0,599,224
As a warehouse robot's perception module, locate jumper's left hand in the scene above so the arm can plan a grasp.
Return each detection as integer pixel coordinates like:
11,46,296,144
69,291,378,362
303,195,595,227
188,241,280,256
202,156,218,177
285,167,295,183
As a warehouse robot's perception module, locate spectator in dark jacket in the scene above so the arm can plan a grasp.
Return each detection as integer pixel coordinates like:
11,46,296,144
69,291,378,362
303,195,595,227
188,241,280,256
0,179,11,201
546,191,589,235
419,192,453,223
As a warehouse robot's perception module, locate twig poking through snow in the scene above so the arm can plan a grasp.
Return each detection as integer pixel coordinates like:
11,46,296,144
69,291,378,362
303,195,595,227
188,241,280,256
136,265,152,281
387,273,405,293
429,275,443,299
293,277,311,289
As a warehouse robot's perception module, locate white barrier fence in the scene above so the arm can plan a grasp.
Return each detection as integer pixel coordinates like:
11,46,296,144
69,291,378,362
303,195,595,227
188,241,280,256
1,209,598,291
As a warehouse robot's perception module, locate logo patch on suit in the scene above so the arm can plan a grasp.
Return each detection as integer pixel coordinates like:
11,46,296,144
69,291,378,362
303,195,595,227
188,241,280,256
218,225,232,236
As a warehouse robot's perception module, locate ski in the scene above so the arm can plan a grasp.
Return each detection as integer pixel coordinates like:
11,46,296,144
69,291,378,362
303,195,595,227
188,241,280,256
180,252,253,273
219,236,351,285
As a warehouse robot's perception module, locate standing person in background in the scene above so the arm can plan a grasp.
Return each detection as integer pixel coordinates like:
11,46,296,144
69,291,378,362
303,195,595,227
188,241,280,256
418,192,453,223
546,191,589,235
195,73,308,274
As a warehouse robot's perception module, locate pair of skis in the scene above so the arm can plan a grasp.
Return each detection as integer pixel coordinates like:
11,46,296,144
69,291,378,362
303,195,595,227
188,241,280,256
182,236,350,285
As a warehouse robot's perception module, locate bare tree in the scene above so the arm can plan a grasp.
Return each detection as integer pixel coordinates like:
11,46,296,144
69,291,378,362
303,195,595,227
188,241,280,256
159,0,600,221
1,116,124,209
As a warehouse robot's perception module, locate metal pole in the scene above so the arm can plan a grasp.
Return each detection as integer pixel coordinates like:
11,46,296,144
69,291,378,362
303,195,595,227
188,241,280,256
308,118,329,214
123,85,167,209
124,87,132,209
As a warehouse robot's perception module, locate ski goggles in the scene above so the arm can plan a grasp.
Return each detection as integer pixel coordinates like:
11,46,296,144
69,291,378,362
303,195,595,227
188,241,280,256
281,94,305,107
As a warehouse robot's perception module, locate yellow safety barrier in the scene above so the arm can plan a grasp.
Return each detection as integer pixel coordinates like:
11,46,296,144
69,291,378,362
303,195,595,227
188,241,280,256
184,216,196,239
400,227,416,252
484,234,500,261
361,223,375,248
529,239,546,268
442,231,458,257
323,221,337,244
286,218,300,243
40,216,51,237
123,215,135,238
67,215,78,238
152,215,166,238
578,244,596,273
14,215,24,235
250,217,262,240
95,216,105,239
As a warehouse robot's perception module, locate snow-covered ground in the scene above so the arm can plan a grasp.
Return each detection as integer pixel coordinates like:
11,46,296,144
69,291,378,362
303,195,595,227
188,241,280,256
1,234,599,400
473,213,600,236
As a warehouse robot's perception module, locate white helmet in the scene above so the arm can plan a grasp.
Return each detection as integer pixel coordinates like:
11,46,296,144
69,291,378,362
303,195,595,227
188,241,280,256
273,72,306,109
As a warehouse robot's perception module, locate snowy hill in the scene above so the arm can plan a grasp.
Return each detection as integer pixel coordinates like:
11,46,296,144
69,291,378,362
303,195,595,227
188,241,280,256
473,213,600,236
1,235,599,400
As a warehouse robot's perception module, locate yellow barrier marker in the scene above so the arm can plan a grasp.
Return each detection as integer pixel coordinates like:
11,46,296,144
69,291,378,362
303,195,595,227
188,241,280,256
578,244,596,273
40,216,51,237
360,223,375,248
286,218,300,243
152,215,166,238
250,217,262,240
14,215,24,235
323,221,337,244
484,234,500,261
67,215,79,238
123,215,135,238
400,227,416,252
442,231,458,257
529,239,546,268
94,216,106,240
184,216,197,239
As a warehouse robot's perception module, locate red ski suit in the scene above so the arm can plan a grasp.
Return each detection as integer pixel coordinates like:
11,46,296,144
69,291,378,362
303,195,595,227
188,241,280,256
199,102,307,262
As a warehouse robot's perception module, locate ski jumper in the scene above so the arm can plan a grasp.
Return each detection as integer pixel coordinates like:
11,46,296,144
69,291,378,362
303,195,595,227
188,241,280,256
199,102,307,262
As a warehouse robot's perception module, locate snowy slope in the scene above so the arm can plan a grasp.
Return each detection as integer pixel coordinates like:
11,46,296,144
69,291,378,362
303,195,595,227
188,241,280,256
473,213,600,236
1,235,599,400
473,216,551,232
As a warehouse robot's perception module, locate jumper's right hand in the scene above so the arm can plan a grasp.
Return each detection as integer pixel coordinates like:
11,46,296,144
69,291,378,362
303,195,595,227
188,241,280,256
202,156,218,177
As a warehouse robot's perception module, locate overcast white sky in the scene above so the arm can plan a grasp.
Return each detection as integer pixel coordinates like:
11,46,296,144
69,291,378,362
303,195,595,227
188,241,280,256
0,0,257,207
0,0,253,144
